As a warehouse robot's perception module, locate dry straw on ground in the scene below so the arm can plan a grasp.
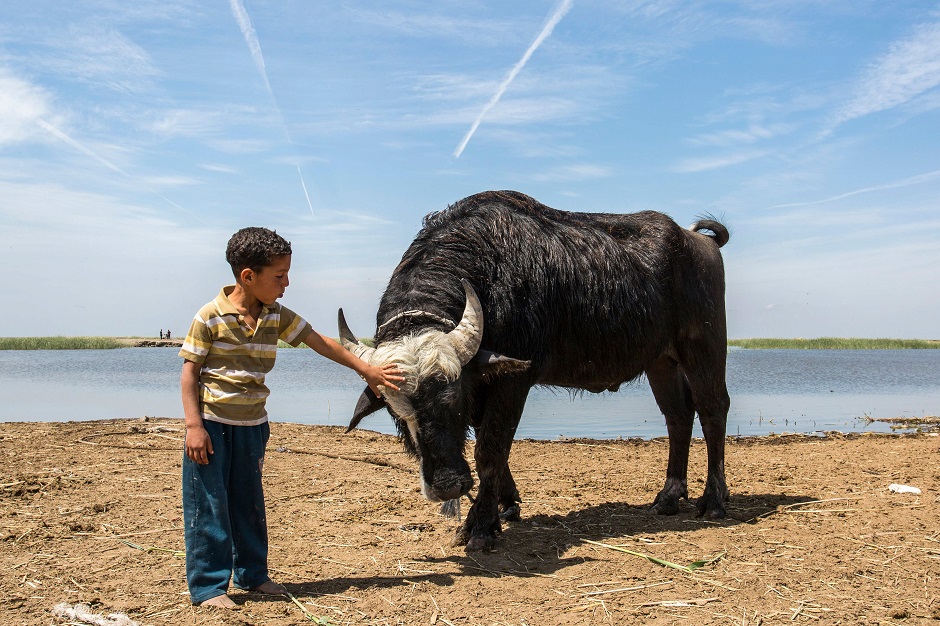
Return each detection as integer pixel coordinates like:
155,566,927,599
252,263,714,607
1,418,938,625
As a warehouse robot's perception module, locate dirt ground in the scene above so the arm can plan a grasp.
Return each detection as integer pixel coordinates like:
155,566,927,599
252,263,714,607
2,418,938,626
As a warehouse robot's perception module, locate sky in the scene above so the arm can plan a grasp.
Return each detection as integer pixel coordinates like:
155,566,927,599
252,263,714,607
1,0,939,340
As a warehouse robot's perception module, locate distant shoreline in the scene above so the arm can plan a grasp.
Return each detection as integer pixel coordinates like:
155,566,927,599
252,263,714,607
1,336,939,350
727,337,940,349
0,336,183,350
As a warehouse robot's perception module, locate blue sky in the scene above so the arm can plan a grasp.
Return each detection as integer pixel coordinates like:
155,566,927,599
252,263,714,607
1,1,938,339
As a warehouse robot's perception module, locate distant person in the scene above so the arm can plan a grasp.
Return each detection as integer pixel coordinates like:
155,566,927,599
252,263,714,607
166,329,171,340
160,330,164,340
178,226,403,609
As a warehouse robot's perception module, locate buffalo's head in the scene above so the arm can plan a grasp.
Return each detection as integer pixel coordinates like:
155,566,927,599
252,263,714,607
338,279,530,503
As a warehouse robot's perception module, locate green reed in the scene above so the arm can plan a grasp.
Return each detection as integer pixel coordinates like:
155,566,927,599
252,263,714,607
728,337,939,350
0,336,127,350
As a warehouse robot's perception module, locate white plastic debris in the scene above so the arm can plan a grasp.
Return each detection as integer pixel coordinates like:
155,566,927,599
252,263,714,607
888,483,922,495
52,603,139,626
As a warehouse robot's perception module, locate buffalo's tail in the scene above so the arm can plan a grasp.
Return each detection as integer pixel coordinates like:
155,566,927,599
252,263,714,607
688,218,730,248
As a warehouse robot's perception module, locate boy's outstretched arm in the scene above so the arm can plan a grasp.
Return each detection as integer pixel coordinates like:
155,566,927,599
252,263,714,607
181,359,213,465
302,330,404,396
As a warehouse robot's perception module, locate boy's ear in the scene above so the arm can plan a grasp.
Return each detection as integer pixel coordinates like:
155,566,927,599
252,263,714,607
240,267,253,283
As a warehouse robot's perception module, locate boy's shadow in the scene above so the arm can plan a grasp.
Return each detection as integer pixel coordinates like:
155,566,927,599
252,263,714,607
284,492,813,595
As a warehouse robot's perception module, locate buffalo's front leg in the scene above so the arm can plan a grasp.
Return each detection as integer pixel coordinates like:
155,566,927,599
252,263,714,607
452,385,526,551
498,464,521,521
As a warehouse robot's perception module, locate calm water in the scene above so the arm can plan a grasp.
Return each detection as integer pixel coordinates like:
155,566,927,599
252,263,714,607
1,348,937,439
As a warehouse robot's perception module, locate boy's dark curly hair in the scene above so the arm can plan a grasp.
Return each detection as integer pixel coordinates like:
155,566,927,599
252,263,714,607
225,227,292,277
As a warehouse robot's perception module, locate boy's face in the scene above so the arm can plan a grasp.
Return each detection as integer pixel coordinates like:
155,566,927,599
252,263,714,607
244,254,291,305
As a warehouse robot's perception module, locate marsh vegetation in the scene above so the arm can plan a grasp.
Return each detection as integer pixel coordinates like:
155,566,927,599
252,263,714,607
0,336,129,350
728,337,939,349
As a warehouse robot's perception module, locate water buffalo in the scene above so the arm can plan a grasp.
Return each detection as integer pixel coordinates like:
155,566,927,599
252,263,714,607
339,190,731,551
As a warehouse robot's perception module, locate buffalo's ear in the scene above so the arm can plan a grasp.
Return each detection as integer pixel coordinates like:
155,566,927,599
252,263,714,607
473,350,531,376
346,387,387,432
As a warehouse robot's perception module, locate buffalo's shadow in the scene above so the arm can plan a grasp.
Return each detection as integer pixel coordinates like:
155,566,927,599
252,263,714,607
422,492,816,578
284,492,814,597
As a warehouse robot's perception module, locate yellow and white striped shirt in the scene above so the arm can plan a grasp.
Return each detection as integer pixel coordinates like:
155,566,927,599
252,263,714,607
179,286,313,426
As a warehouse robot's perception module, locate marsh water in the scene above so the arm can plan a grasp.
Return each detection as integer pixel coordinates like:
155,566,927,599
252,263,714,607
1,348,937,439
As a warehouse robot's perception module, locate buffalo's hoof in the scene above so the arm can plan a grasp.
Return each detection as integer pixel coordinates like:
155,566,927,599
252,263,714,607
451,526,498,551
650,491,684,516
465,535,497,552
651,481,688,516
499,503,521,522
650,500,680,516
695,497,727,520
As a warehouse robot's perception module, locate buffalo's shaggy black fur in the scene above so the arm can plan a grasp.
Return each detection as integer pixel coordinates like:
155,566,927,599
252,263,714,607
357,190,731,551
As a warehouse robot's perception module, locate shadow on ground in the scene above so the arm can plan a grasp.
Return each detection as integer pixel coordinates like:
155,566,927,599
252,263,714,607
287,492,813,595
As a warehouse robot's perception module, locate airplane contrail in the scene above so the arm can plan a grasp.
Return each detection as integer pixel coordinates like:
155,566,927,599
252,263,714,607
297,165,314,217
230,0,316,215
229,0,274,102
453,0,573,159
294,165,314,216
770,169,940,210
37,118,212,226
229,0,289,139
37,118,129,177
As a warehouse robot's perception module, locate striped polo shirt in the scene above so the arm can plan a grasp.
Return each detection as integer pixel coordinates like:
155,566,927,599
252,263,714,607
179,286,313,426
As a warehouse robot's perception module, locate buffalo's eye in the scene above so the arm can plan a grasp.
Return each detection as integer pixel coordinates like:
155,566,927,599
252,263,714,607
410,377,468,432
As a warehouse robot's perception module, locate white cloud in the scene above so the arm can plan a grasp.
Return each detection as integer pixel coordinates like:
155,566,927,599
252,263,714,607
833,18,940,127
147,109,230,138
673,150,770,173
199,163,240,174
0,69,52,146
689,123,794,148
344,7,516,45
140,174,200,188
533,163,613,182
205,138,272,154
43,24,160,93
600,1,803,62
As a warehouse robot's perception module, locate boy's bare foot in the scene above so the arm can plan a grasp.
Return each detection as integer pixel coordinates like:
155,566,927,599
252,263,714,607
251,579,287,595
200,594,237,608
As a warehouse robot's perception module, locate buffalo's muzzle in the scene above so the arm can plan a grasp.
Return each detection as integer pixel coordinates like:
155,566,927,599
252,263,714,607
424,467,473,502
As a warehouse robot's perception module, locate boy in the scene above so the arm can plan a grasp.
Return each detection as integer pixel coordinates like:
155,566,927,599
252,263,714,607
179,227,403,608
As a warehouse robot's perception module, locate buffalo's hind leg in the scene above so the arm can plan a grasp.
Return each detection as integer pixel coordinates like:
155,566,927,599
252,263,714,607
646,356,695,516
678,341,731,519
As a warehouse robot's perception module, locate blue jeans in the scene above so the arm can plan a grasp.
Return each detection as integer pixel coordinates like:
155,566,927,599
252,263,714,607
183,420,271,603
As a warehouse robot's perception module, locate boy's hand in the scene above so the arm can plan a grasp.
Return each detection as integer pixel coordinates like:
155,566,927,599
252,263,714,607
300,331,405,397
185,425,213,465
364,363,405,396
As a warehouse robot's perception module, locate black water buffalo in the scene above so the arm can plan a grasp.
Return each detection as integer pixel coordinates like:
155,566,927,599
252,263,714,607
338,190,731,551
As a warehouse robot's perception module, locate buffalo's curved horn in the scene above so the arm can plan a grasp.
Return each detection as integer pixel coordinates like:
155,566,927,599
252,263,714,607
346,386,387,432
337,308,376,363
447,279,484,366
